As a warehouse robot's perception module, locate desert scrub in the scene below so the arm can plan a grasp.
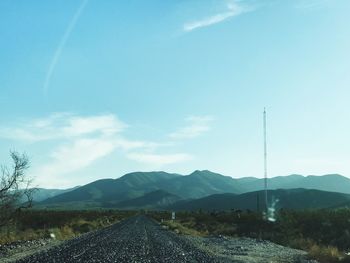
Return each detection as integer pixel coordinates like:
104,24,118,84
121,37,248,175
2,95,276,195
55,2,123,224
0,209,136,244
308,244,343,263
162,220,206,237
149,209,350,263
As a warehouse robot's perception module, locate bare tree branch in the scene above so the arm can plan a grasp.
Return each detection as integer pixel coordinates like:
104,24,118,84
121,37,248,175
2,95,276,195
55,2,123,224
0,151,35,227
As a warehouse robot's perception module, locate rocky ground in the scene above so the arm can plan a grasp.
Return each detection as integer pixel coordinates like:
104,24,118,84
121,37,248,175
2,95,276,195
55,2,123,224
187,236,317,263
1,215,316,263
0,239,61,263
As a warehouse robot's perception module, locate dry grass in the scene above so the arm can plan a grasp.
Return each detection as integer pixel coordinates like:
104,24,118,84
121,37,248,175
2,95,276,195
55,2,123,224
0,210,135,244
308,244,343,263
0,220,107,244
162,220,206,237
151,211,350,263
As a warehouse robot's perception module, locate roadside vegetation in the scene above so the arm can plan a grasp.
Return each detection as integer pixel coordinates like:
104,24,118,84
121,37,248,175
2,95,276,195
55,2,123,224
0,209,136,244
151,209,350,263
2,207,350,263
0,151,134,246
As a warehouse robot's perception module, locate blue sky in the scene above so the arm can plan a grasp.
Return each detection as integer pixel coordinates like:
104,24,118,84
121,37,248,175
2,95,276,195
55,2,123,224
1,0,350,188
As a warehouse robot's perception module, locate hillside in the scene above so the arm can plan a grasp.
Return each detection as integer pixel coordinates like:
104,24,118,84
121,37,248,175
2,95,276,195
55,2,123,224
39,170,242,208
33,187,79,201
236,174,350,194
114,190,182,210
159,170,242,199
38,171,350,209
41,172,181,207
18,187,78,203
169,188,350,211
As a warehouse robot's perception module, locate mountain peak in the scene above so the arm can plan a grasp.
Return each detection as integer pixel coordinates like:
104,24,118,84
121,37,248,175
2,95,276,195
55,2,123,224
119,171,180,185
306,174,345,179
190,170,220,177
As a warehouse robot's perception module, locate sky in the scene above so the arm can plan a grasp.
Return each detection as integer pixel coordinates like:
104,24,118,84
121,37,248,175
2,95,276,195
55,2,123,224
1,0,350,188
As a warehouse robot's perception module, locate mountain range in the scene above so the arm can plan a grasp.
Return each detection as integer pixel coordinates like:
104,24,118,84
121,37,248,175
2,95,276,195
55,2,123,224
169,188,350,211
19,187,78,203
35,170,350,211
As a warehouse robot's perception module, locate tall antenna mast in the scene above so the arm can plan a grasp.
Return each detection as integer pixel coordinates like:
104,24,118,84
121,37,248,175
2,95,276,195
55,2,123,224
263,108,268,215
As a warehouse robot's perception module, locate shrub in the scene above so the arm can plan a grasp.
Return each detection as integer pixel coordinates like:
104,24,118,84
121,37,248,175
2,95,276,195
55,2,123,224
309,244,342,263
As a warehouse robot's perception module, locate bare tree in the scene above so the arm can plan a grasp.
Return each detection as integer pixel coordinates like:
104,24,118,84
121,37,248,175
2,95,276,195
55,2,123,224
0,151,35,227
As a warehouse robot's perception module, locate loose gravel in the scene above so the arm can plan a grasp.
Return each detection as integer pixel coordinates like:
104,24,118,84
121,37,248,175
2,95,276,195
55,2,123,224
186,236,316,263
15,215,221,263
0,239,60,263
9,215,315,263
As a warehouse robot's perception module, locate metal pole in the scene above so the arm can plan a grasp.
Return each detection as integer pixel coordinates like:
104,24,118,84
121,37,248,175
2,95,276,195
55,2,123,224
263,108,268,215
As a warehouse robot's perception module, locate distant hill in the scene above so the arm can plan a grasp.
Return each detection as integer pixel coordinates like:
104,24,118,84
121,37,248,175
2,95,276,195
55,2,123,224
237,174,350,194
159,170,242,199
19,187,78,203
114,190,182,210
39,170,242,208
37,171,350,210
41,172,181,207
34,187,79,201
169,189,350,211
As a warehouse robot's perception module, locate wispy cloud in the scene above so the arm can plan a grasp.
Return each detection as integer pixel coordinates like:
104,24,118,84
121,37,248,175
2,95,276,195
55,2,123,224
127,152,193,166
169,115,214,139
33,136,159,188
183,1,252,32
0,113,125,142
123,115,214,166
0,113,214,187
0,113,152,187
295,0,331,9
35,137,117,185
43,0,88,98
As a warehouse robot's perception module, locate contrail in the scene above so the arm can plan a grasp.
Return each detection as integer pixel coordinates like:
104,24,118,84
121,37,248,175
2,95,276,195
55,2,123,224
43,0,89,98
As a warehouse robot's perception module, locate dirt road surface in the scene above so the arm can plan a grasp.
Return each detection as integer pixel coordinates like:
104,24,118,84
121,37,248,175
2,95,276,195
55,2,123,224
12,215,312,263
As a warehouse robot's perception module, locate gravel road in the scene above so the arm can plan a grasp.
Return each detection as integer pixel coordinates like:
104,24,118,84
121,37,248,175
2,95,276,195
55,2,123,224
14,215,312,263
16,215,221,263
